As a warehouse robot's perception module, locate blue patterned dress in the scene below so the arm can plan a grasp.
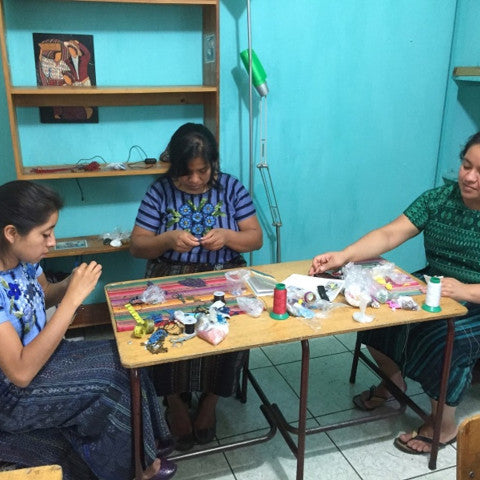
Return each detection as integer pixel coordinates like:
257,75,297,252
0,263,172,479
359,184,480,405
134,172,257,397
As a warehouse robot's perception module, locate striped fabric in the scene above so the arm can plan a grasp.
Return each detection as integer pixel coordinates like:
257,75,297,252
0,339,172,480
404,183,480,283
106,270,254,331
360,184,480,405
358,303,480,405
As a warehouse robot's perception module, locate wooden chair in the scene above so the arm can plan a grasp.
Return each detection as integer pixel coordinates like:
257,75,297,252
457,414,480,480
0,464,62,479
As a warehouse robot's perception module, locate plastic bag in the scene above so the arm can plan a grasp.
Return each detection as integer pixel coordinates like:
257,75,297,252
225,269,251,296
236,296,264,317
342,262,389,306
196,305,229,345
140,283,166,304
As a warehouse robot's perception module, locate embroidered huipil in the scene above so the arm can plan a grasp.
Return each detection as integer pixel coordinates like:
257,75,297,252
0,262,45,345
135,172,256,265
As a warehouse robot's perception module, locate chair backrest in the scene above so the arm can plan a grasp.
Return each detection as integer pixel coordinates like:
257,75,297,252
457,413,480,480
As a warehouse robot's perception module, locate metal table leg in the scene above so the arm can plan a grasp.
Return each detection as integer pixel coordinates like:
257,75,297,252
130,368,144,480
429,318,455,470
296,339,310,480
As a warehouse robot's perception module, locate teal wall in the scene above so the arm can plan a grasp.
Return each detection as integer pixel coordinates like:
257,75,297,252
437,0,480,183
0,0,471,304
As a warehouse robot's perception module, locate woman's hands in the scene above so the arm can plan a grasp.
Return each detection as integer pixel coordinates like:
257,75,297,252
200,228,229,251
62,261,102,309
309,251,348,276
166,230,200,252
440,277,480,304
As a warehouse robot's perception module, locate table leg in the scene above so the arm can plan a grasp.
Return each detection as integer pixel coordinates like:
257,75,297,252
130,368,144,480
296,340,310,480
429,318,455,470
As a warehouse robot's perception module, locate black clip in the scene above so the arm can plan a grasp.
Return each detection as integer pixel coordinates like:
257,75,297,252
317,285,330,301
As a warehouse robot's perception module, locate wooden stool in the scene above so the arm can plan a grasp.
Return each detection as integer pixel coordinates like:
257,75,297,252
458,414,480,479
0,464,62,479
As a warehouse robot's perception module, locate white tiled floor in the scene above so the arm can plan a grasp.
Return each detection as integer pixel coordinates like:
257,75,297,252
80,328,480,480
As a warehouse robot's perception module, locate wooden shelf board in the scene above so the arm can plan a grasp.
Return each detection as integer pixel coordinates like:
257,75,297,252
45,235,130,258
453,66,480,77
69,302,112,329
66,0,216,4
20,161,169,180
11,85,217,107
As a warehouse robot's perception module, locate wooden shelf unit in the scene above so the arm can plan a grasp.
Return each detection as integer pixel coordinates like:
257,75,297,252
0,0,219,180
44,234,130,259
453,66,480,82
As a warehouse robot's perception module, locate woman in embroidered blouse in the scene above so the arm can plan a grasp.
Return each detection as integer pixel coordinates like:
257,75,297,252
0,181,176,480
130,122,263,451
309,131,480,456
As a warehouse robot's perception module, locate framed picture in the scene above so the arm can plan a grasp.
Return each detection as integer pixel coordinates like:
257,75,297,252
33,32,98,123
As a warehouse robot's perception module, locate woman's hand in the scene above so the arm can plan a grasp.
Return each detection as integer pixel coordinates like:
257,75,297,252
167,230,200,252
309,251,347,275
440,277,471,302
200,229,229,251
63,261,102,308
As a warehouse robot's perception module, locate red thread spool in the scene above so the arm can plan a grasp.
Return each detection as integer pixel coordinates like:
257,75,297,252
270,283,289,320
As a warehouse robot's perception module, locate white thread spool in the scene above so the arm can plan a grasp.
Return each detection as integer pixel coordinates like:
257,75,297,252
422,276,442,312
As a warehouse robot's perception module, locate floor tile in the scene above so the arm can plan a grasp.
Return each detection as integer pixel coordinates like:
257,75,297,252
216,365,307,439
222,419,361,480
413,468,456,479
334,332,359,351
261,335,349,365
248,347,273,369
173,451,235,480
276,351,380,417
324,412,457,480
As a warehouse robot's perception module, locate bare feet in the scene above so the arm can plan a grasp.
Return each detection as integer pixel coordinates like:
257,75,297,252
142,457,177,480
194,393,217,431
397,423,457,453
142,458,160,480
354,379,407,410
166,394,192,438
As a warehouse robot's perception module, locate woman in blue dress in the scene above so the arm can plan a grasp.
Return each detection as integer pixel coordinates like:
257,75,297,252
130,123,263,451
0,180,176,480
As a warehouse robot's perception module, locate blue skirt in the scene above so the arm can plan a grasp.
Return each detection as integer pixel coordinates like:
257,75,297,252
0,339,172,480
358,303,480,406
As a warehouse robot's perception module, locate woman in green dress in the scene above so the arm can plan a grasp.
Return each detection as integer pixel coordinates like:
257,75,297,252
309,131,480,455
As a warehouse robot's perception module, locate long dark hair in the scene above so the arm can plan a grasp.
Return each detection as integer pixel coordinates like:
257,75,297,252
460,131,480,159
165,123,220,188
0,181,63,251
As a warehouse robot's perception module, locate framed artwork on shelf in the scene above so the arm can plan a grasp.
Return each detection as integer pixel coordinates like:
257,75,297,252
33,32,98,123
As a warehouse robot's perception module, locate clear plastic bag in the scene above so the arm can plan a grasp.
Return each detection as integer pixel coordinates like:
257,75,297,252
225,269,251,296
236,296,264,317
196,306,229,345
342,262,389,306
140,284,166,304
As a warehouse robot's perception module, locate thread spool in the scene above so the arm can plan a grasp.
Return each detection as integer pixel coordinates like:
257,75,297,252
180,314,197,334
213,291,225,303
270,283,289,320
422,276,442,313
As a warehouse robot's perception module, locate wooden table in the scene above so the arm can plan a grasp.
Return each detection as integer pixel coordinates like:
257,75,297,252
105,259,467,480
0,465,62,479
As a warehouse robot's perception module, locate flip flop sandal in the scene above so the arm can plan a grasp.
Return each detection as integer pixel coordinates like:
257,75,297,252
352,385,392,411
393,428,457,455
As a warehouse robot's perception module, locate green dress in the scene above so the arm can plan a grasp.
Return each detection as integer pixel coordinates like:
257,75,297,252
359,183,480,406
